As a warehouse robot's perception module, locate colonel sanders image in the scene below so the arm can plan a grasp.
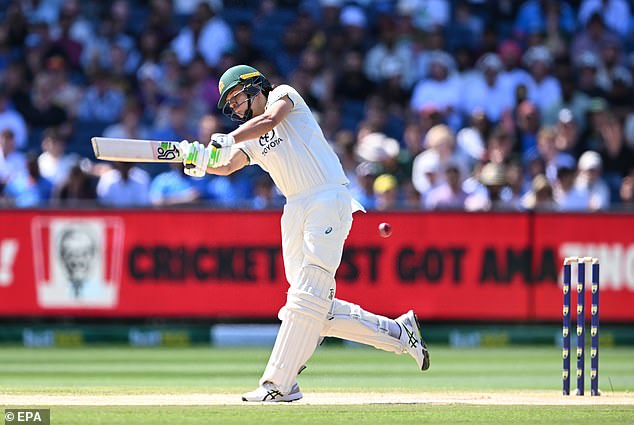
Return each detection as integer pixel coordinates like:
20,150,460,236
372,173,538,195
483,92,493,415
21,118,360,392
34,218,120,308
59,228,97,298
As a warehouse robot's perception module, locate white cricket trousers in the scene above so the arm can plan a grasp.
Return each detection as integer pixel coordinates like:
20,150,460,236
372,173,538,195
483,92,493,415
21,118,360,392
260,185,403,393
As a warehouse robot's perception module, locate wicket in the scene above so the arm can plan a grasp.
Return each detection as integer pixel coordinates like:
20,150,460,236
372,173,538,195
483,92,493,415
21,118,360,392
562,257,600,396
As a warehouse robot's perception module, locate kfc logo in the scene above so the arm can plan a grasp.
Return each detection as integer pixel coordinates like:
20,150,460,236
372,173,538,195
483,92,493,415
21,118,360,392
32,217,124,308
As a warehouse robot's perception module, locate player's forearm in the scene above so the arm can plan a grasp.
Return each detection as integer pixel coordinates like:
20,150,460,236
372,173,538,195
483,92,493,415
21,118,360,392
205,149,248,175
229,114,278,142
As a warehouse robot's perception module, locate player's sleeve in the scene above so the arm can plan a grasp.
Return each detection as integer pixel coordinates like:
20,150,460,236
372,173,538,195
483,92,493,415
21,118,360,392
234,140,255,166
267,85,298,108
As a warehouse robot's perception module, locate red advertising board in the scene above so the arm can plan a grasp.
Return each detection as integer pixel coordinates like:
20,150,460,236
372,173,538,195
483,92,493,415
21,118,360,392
0,210,633,321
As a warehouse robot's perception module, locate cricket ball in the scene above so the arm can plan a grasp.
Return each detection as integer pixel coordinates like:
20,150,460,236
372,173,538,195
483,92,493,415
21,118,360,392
378,222,392,238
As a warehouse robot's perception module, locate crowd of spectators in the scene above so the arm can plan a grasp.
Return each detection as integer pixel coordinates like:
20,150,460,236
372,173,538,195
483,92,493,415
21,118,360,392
1,0,634,211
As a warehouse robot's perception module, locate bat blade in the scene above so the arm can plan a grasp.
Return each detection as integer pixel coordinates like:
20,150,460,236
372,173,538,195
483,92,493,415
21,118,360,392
91,137,184,163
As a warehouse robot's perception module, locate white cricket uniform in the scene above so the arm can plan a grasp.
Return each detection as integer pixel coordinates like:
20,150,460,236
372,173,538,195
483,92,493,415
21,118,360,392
236,85,358,281
236,85,405,394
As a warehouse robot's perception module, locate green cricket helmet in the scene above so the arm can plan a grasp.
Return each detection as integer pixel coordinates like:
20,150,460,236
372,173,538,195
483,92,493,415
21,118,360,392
217,65,271,123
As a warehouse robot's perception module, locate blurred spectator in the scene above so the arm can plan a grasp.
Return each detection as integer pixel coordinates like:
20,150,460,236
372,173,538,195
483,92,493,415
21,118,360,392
137,29,163,69
514,100,541,160
145,0,177,45
521,173,557,211
554,164,591,211
410,51,461,129
96,162,150,207
53,0,95,56
571,12,622,60
50,7,84,71
151,98,196,143
578,0,631,38
605,66,634,118
487,126,516,165
620,171,634,207
0,129,27,185
582,97,610,151
543,65,592,130
77,68,125,123
575,150,610,210
231,21,263,65
455,110,488,167
412,124,469,197
574,51,606,99
17,72,70,145
553,109,583,158
497,39,533,105
463,53,513,123
332,129,359,185
335,49,375,103
46,55,83,118
355,132,402,181
447,1,484,51
37,128,78,187
3,153,53,207
536,125,576,183
103,99,151,140
397,0,450,31
523,46,562,114
339,4,370,52
52,162,98,206
364,16,414,89
596,40,625,91
513,0,576,39
81,14,139,75
149,163,201,206
465,162,516,211
596,113,634,200
171,2,233,68
373,173,399,211
252,175,284,210
350,161,379,211
424,162,468,210
136,62,168,123
501,161,527,208
3,4,29,52
0,84,28,150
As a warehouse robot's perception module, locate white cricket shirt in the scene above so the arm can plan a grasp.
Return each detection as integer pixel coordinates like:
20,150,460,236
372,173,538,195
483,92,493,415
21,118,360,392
235,85,349,198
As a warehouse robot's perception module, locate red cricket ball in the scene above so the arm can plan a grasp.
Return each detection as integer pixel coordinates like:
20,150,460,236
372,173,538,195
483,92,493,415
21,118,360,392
378,222,392,238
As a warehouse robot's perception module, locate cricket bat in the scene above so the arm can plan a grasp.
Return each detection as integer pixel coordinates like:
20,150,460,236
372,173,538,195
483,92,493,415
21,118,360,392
91,137,184,163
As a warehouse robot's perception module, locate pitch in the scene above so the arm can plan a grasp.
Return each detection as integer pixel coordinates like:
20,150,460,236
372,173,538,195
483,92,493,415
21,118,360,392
1,345,633,424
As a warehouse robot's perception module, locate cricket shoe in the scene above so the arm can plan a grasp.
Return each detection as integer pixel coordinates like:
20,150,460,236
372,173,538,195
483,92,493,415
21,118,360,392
241,381,303,402
396,310,430,371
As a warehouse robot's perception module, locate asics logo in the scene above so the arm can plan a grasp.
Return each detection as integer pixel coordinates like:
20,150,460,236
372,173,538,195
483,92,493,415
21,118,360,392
263,389,283,401
403,325,419,348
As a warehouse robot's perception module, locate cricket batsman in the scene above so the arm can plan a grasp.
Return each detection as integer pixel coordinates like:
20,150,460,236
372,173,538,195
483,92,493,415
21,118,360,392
180,64,430,402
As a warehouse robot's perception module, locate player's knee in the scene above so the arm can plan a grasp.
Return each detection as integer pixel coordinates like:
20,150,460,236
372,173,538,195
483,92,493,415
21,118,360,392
284,265,335,321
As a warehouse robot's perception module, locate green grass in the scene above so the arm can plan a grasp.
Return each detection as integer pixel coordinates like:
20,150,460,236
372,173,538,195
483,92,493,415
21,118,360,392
1,345,633,424
45,405,634,425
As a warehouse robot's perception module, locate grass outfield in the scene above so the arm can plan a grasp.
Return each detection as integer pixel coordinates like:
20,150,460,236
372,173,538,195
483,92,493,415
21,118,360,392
0,345,633,424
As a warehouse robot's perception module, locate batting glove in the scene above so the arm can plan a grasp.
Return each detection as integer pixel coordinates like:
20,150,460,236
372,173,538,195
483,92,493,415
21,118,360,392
208,133,234,168
181,140,209,177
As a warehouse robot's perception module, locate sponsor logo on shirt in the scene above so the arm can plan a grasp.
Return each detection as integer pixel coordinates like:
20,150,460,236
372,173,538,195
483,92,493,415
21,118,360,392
259,129,283,156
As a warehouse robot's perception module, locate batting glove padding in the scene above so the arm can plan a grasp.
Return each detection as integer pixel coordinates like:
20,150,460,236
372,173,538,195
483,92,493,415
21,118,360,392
181,140,209,177
208,133,234,168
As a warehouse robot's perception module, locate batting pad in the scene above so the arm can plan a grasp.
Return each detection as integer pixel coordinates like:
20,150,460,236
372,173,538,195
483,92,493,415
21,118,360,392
321,299,404,354
260,266,334,394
